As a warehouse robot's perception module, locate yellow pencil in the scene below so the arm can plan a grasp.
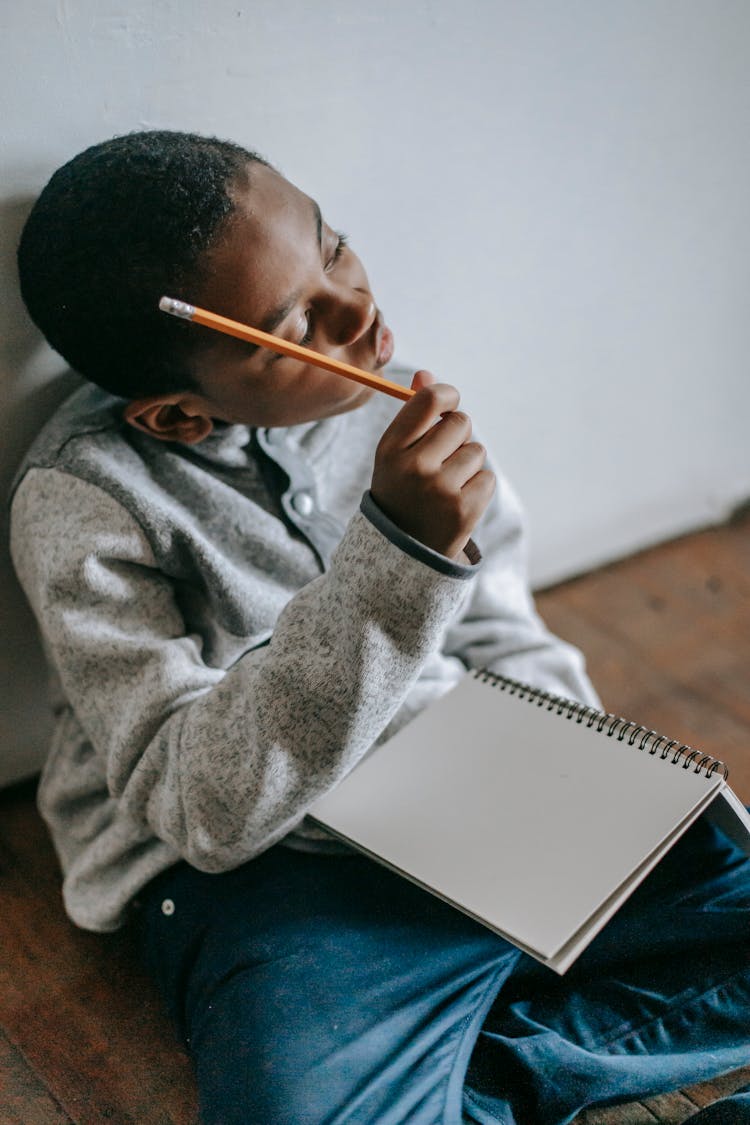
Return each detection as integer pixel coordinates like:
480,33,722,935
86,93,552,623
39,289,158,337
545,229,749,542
158,297,414,402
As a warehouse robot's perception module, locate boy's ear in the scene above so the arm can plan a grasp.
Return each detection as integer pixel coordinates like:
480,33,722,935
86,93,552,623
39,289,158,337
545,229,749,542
122,395,214,444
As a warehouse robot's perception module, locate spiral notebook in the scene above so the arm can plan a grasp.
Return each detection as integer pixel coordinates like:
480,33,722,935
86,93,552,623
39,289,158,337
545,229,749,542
308,671,750,974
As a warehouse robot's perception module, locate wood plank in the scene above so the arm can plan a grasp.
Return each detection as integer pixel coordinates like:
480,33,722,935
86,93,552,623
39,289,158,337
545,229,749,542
567,547,750,717
536,600,750,801
0,805,199,1125
537,539,748,695
0,780,62,889
574,1066,750,1124
681,1064,750,1110
577,1098,661,1123
536,513,750,659
0,1027,71,1124
536,518,750,803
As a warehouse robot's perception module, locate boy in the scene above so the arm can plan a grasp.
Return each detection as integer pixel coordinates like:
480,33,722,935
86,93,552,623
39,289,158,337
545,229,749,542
10,131,750,1124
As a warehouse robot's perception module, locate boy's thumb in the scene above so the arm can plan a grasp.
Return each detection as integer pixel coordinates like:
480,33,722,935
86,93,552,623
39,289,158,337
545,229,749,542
410,369,436,392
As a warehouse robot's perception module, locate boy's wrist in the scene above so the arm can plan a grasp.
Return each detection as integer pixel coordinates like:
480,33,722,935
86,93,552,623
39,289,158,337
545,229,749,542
359,491,482,580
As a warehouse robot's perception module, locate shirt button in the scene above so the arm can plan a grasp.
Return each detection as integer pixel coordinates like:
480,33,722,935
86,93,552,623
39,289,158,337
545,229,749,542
161,898,175,916
291,491,314,517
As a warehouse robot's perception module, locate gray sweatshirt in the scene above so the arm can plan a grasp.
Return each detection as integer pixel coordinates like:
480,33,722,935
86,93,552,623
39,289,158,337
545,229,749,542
9,367,598,932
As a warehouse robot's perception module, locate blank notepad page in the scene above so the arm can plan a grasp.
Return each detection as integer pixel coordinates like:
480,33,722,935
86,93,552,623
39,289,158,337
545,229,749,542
310,674,721,959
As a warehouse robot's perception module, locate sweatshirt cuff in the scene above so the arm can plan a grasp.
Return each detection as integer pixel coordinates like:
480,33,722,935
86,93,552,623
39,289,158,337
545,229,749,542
360,491,481,580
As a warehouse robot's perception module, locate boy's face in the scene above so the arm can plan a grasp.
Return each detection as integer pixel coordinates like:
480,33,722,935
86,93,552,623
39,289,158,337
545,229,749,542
185,163,394,429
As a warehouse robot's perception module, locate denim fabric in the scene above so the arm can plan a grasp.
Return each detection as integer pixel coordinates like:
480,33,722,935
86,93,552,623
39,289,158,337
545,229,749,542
135,810,750,1125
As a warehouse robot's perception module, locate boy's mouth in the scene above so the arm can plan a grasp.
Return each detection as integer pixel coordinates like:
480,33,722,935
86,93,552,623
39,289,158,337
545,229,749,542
372,311,395,368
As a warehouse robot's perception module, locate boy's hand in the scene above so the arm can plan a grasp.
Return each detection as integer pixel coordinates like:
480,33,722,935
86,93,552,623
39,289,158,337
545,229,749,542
371,370,496,560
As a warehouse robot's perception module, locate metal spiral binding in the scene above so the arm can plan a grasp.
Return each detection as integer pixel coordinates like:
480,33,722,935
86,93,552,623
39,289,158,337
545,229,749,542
473,669,729,780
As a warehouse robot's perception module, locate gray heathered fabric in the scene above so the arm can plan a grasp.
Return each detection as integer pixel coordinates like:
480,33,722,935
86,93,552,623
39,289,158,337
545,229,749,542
9,367,598,932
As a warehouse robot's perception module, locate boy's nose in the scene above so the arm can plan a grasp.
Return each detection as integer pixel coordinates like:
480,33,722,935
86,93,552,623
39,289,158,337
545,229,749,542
334,288,376,348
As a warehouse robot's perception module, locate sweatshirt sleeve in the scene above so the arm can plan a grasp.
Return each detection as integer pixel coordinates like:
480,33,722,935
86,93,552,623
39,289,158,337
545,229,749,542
441,468,601,708
10,468,474,873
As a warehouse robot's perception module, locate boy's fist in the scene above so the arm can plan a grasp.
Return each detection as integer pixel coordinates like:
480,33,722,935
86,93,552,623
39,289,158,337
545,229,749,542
371,370,496,561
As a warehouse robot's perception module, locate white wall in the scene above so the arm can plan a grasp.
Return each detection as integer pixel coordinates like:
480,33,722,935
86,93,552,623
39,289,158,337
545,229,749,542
2,1,749,783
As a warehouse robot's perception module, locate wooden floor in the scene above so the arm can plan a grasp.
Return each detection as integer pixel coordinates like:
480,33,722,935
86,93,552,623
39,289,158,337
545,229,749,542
1,511,748,1124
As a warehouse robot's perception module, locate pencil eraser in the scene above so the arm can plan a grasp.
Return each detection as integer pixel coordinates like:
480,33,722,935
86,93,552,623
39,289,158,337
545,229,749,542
159,296,195,319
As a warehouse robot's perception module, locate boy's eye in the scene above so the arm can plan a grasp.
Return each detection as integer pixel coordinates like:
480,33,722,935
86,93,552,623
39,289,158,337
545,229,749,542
299,310,314,347
294,233,349,348
326,231,349,272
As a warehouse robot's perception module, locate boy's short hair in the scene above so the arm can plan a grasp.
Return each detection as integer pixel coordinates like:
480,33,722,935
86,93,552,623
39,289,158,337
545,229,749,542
17,130,271,399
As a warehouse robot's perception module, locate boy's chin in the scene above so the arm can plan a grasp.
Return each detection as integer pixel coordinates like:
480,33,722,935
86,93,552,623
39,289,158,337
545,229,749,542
318,384,377,419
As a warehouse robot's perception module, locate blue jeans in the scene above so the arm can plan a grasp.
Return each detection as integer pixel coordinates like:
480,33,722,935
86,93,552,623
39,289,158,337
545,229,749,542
134,810,750,1124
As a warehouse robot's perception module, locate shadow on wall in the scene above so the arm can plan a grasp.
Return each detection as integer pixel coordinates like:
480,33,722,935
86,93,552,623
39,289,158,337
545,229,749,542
1,194,82,786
